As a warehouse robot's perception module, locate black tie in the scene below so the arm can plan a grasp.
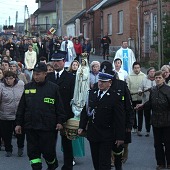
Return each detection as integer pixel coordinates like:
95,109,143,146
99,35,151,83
97,90,103,101
56,72,59,81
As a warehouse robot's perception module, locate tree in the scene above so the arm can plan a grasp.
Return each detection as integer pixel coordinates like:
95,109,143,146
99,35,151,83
153,0,170,62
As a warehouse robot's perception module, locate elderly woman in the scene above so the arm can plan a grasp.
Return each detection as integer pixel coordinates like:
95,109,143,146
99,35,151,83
136,70,170,170
0,71,24,157
161,65,170,86
90,61,100,89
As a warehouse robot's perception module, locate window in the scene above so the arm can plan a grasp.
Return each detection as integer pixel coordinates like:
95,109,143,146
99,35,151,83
153,15,157,42
150,13,157,45
118,10,123,34
107,14,112,35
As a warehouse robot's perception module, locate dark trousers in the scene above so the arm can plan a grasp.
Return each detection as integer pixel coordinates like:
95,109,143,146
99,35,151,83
103,45,109,59
0,120,14,152
26,130,58,170
61,135,73,170
144,109,151,132
13,121,25,148
132,101,143,131
16,132,25,148
153,126,170,166
89,141,113,170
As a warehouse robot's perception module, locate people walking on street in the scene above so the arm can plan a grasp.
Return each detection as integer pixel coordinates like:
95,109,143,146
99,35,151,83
138,67,156,137
126,62,146,135
136,70,170,170
24,44,37,82
78,72,125,170
161,65,170,86
47,50,75,170
113,58,128,81
101,33,111,60
94,61,134,169
15,62,66,170
82,38,91,62
73,38,82,62
0,71,24,157
60,36,76,68
113,41,136,74
90,61,100,89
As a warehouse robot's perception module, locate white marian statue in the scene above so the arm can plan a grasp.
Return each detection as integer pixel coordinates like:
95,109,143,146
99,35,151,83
72,54,90,118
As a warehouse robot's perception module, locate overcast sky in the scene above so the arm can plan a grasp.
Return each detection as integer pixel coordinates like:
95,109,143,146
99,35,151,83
0,0,38,26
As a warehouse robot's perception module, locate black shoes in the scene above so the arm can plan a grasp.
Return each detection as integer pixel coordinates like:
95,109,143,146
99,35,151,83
18,148,24,157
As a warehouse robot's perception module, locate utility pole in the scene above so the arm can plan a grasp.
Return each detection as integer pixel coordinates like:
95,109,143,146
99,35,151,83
9,16,11,26
157,0,163,69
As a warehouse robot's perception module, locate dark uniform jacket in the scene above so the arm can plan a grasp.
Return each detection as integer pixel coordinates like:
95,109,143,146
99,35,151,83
47,70,75,120
79,88,125,142
16,79,66,131
144,83,170,127
93,79,134,143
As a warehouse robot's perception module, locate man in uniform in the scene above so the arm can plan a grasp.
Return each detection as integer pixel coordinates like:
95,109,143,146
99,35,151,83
93,61,134,170
78,72,125,170
47,50,75,170
15,62,66,170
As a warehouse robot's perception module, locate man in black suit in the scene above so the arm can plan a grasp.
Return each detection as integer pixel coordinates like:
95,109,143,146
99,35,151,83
78,72,125,170
47,50,75,170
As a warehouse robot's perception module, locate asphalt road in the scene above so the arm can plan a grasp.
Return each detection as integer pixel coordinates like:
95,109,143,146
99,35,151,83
0,130,158,170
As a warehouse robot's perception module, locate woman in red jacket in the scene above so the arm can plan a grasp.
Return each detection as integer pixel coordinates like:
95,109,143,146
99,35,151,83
74,39,82,62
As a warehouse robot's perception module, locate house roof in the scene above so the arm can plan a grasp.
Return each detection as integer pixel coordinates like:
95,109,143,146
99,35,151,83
86,2,100,14
100,0,123,9
34,0,56,15
65,9,86,25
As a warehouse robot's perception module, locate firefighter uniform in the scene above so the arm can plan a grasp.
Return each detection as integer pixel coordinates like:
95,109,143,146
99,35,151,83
16,63,66,170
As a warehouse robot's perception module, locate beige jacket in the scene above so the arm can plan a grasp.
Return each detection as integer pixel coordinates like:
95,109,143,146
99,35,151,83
127,71,146,101
24,50,37,69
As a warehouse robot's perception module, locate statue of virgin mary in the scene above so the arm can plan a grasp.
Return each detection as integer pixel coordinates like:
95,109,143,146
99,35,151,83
72,53,90,118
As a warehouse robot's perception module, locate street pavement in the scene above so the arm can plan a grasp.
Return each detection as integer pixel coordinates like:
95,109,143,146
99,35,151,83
0,131,157,170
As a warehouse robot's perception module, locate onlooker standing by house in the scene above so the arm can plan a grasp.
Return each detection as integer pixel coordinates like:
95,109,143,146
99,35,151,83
24,44,37,82
90,61,100,89
82,38,91,62
136,70,170,170
0,71,24,157
161,65,170,86
138,67,156,137
126,62,146,135
113,58,128,81
74,39,82,62
113,41,136,74
101,33,111,60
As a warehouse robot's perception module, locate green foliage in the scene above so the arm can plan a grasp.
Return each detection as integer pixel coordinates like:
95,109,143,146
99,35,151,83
152,12,170,61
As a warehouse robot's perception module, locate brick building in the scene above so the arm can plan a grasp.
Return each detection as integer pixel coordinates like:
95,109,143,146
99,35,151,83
139,0,170,62
100,0,138,57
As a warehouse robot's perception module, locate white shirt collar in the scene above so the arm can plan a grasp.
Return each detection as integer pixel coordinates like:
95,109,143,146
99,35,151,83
55,69,64,77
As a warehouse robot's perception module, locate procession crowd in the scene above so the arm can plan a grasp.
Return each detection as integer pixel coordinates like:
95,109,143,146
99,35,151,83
0,33,170,170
